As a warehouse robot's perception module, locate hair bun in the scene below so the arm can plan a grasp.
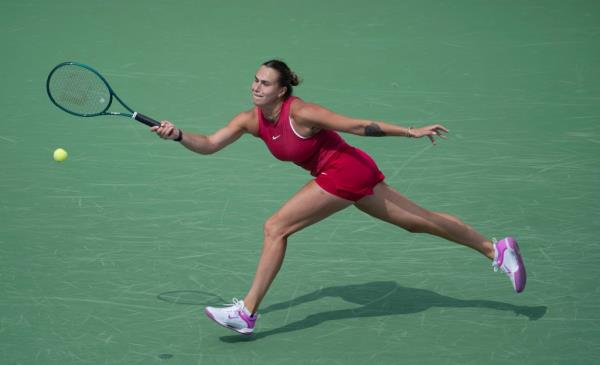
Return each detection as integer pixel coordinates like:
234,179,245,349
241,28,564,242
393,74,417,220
290,72,300,86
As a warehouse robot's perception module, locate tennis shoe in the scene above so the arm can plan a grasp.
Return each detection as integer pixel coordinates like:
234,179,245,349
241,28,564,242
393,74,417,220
205,298,257,335
492,237,527,293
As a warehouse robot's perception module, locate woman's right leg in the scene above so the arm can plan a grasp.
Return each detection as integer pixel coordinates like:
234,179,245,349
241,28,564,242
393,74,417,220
244,180,353,313
204,180,353,335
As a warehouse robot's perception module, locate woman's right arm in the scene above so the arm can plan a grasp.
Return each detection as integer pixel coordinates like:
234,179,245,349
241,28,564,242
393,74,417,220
151,110,256,155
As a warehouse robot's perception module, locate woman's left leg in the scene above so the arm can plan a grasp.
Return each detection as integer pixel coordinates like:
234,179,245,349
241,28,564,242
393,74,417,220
355,182,527,293
355,182,495,259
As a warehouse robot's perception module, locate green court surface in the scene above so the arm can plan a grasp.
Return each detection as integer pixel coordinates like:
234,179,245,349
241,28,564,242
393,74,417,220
1,0,599,364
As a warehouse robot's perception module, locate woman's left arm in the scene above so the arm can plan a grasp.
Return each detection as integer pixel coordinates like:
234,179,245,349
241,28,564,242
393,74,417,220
293,101,449,144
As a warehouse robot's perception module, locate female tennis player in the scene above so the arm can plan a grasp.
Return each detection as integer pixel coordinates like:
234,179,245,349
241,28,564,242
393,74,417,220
151,59,527,335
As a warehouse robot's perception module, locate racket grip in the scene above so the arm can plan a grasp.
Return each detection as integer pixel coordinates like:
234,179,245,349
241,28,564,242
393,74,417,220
132,112,160,127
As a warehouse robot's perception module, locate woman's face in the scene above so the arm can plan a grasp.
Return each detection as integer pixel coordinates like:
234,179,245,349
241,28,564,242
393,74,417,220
251,66,286,106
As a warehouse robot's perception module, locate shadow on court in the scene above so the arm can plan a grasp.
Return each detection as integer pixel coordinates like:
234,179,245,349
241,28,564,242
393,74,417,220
216,281,546,342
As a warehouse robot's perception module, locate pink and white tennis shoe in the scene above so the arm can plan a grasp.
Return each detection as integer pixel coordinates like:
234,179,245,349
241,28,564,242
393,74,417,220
493,237,527,293
205,298,258,335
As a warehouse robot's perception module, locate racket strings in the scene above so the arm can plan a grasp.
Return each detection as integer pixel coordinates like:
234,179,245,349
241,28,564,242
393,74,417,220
48,65,111,115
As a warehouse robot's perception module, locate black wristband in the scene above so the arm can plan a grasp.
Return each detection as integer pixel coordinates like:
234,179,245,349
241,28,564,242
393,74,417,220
174,129,183,142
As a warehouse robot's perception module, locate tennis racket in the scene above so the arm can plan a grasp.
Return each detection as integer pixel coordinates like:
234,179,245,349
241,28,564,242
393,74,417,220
46,61,160,127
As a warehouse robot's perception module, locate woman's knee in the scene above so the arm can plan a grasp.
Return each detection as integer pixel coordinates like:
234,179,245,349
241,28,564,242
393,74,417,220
263,214,290,241
403,220,430,233
402,211,438,233
432,211,465,227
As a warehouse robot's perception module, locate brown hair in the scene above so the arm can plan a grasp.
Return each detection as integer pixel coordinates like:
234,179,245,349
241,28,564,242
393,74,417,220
262,59,300,98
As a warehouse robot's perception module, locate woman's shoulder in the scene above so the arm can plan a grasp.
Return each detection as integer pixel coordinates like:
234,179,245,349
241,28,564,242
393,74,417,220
290,97,326,121
232,107,259,136
289,96,304,108
289,97,313,116
238,107,257,120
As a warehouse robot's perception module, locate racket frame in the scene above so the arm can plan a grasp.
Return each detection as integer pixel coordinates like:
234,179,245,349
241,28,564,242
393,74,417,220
46,61,160,127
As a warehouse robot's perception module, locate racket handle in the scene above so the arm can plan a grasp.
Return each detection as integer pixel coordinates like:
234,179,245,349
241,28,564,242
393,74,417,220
132,112,160,127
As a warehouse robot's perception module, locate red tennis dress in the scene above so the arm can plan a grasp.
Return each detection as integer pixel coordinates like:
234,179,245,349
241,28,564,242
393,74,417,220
257,96,385,201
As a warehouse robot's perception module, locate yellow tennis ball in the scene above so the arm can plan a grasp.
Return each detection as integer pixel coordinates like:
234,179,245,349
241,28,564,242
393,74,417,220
53,148,68,162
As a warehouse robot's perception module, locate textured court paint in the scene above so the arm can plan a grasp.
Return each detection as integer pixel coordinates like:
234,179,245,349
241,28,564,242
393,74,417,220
1,0,599,364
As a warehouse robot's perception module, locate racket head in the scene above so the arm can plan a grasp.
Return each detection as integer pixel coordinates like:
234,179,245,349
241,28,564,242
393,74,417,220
46,62,115,117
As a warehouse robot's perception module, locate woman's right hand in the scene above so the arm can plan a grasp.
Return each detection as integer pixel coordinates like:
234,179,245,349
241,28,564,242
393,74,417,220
151,121,181,140
411,124,449,145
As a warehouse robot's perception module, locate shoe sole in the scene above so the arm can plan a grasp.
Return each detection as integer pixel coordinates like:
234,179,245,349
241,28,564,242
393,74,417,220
204,309,254,336
506,237,527,293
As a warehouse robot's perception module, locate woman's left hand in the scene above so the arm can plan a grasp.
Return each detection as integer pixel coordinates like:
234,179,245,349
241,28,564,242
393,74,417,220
411,124,449,145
